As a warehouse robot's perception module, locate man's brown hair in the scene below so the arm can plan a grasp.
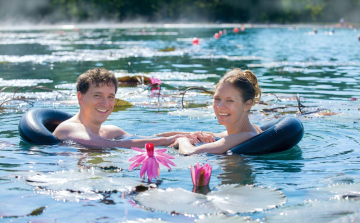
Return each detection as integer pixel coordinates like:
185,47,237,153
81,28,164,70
76,68,118,94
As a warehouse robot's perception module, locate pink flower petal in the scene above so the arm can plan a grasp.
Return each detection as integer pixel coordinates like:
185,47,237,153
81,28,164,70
155,148,167,153
190,165,196,185
129,154,145,162
155,156,172,169
131,147,146,153
128,155,147,170
155,152,175,159
140,158,149,178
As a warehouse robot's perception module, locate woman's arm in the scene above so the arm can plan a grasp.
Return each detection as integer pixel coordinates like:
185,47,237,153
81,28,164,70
177,131,255,155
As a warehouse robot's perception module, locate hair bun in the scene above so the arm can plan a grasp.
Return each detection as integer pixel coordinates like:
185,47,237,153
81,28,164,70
243,70,261,103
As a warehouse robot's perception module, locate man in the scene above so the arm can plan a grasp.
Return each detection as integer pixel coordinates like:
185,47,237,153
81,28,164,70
53,68,184,148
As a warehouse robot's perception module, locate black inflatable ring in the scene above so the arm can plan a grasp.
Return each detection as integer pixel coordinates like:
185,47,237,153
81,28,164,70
19,108,72,145
230,117,304,155
18,109,304,154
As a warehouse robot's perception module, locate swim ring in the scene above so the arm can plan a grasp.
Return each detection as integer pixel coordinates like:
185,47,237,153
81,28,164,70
230,117,304,155
19,109,304,154
19,108,72,145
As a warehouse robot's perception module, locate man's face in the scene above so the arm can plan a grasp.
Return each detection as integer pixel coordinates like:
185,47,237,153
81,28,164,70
78,82,116,126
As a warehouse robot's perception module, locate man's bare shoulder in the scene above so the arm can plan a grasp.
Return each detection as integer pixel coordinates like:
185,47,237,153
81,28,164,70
53,117,85,139
99,125,129,139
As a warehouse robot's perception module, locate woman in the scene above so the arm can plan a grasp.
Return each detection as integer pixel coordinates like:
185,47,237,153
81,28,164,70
169,68,262,155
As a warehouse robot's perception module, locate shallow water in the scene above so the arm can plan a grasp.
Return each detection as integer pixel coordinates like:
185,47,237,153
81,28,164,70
1,25,360,222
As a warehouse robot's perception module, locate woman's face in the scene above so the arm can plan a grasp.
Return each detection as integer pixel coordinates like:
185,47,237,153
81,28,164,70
213,83,252,127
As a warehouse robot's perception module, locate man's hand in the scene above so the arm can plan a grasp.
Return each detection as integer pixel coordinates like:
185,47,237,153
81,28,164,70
191,131,215,143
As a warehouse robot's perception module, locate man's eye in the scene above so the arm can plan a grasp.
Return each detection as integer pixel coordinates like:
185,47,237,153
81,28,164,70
227,100,234,102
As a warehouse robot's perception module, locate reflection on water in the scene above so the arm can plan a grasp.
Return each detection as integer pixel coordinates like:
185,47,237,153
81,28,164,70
216,155,256,185
1,26,360,221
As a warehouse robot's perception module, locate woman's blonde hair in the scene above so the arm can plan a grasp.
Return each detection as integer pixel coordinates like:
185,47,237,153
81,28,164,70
216,68,261,105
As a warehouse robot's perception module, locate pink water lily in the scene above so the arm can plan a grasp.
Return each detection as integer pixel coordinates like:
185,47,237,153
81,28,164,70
128,143,175,181
191,163,212,187
150,77,161,96
150,77,162,86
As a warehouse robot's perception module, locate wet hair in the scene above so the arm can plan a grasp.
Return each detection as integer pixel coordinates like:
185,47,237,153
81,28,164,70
216,68,261,106
76,68,118,94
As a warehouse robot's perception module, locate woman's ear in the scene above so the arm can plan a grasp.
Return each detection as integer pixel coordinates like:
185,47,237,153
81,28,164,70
244,99,253,111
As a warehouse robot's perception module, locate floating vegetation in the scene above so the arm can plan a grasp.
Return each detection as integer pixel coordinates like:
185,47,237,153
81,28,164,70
134,185,286,215
122,218,172,223
25,168,145,195
158,47,176,52
196,214,260,223
114,71,221,81
118,76,151,84
319,183,360,199
265,199,360,223
0,206,47,218
0,85,67,110
0,78,53,87
115,98,132,107
81,150,208,171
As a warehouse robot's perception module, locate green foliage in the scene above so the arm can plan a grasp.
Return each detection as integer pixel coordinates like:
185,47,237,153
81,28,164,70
1,0,360,23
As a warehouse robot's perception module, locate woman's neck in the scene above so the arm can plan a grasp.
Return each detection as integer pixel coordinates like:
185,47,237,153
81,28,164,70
226,114,250,135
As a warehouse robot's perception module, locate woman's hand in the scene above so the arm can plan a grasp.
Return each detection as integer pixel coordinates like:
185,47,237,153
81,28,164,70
166,134,198,147
191,131,215,143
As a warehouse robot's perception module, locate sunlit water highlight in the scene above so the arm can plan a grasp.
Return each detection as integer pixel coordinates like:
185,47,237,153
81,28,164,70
1,25,360,222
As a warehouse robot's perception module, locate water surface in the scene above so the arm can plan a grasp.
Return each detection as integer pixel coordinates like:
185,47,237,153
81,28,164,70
1,25,360,222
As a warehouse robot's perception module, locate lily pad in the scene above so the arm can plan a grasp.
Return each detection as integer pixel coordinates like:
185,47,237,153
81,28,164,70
208,185,286,214
26,168,144,193
134,185,286,215
51,190,104,202
320,183,360,198
265,200,360,223
196,214,260,223
121,219,172,223
134,188,221,215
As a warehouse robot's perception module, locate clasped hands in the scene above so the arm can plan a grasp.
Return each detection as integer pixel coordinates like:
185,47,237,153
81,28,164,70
170,131,215,148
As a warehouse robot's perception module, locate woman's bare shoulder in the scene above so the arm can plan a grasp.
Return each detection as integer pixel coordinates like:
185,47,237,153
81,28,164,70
252,124,263,134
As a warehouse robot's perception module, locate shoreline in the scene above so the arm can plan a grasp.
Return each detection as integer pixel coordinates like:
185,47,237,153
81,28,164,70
0,22,357,31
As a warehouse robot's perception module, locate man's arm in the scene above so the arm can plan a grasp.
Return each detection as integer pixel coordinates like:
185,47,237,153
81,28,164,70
53,122,178,148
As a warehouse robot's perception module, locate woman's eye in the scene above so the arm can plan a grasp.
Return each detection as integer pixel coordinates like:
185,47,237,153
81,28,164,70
227,100,234,102
214,98,220,101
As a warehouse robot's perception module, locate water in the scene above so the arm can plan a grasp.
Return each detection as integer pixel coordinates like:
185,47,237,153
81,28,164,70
1,25,360,222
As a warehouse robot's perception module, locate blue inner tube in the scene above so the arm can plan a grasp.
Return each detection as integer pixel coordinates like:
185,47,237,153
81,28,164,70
230,117,304,155
19,108,72,145
19,109,304,154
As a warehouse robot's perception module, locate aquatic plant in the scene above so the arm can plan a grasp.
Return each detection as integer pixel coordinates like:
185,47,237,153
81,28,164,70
134,185,286,215
150,77,162,86
0,85,66,109
191,163,212,187
128,143,176,181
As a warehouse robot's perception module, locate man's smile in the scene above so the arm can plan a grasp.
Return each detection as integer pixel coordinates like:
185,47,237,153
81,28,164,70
96,108,108,113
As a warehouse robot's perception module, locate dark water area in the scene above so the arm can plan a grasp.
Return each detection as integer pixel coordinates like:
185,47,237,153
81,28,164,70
1,25,360,222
